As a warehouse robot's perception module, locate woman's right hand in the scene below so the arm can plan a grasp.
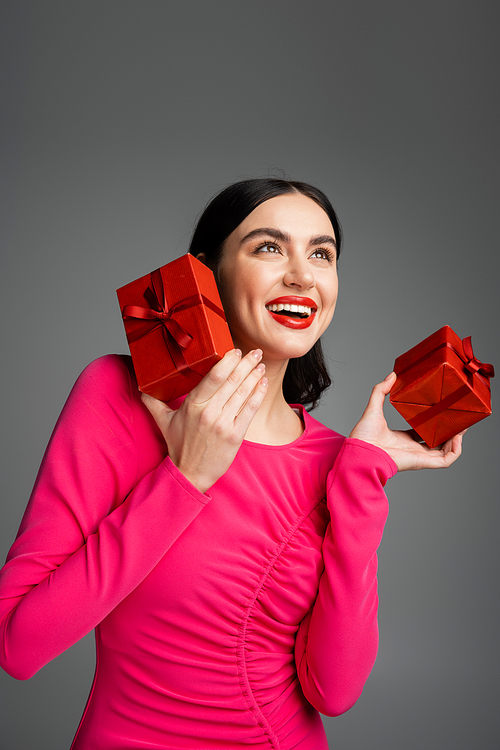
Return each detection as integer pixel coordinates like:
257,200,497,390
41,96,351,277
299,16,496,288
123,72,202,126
140,349,268,493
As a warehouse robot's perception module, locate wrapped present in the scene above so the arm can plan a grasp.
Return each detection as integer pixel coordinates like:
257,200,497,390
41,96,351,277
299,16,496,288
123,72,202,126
389,326,494,448
117,254,233,402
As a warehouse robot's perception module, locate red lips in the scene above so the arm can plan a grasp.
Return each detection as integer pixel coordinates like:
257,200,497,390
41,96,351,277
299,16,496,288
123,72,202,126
265,296,318,329
266,296,317,308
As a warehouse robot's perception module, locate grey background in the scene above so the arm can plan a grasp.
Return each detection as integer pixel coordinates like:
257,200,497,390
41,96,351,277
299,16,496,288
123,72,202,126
1,1,499,748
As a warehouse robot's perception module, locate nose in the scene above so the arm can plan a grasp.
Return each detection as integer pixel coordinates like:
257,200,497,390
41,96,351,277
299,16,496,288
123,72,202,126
283,256,315,290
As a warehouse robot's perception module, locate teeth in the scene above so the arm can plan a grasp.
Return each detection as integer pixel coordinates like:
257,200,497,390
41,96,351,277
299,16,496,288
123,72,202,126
266,303,314,315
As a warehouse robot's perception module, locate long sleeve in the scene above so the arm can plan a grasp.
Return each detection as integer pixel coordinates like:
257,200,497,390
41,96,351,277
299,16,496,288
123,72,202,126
0,355,211,680
294,437,397,717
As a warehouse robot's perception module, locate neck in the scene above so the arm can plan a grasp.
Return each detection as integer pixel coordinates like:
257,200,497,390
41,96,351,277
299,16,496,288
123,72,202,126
242,357,304,445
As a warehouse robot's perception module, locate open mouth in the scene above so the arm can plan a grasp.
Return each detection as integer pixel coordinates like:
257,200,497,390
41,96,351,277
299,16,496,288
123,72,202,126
265,302,314,319
264,297,318,329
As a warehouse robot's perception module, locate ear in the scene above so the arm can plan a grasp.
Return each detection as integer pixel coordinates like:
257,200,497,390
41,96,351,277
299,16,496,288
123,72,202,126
195,252,207,264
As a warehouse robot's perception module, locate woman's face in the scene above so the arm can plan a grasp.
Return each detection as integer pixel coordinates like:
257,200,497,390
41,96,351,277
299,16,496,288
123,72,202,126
214,193,338,361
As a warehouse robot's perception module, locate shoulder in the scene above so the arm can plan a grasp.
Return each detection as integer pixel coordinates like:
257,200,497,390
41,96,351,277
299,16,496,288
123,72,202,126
74,353,135,394
44,355,166,489
70,354,139,408
291,407,346,478
59,354,140,436
301,407,345,446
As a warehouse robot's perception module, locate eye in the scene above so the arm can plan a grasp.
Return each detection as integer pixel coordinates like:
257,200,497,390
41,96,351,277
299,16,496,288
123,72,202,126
254,242,282,255
310,247,336,262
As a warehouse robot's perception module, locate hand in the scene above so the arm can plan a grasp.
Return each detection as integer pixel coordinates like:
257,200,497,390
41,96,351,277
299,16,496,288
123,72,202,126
140,349,268,493
349,372,464,472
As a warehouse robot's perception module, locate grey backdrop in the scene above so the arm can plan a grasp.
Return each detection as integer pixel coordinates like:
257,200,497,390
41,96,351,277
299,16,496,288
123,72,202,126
1,2,499,749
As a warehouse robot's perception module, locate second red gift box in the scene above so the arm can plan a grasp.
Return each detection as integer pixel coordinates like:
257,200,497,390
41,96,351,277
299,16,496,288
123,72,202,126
389,325,494,448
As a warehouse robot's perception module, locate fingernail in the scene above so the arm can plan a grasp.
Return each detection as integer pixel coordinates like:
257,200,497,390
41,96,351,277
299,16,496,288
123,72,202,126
234,348,242,358
261,377,268,387
256,363,265,373
252,349,263,359
384,371,395,381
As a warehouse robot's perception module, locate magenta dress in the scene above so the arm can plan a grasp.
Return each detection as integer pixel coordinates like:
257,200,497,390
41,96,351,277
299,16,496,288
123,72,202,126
0,355,396,749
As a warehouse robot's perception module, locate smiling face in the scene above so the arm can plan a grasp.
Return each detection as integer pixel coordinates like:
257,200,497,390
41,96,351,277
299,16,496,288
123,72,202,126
213,193,339,362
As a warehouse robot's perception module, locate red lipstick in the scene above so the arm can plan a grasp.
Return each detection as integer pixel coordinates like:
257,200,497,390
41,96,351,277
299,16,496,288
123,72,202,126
265,296,318,329
266,296,317,308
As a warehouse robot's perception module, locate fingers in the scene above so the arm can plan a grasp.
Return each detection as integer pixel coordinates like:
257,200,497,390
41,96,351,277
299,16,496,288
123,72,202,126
362,371,396,416
189,348,265,409
200,348,268,435
440,432,464,465
188,348,244,404
424,436,463,470
231,375,269,437
223,359,267,418
380,371,397,393
140,392,173,415
140,393,175,435
221,349,266,409
409,431,463,471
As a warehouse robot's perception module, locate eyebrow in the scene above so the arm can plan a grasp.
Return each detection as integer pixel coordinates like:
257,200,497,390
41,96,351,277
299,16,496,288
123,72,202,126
240,227,337,249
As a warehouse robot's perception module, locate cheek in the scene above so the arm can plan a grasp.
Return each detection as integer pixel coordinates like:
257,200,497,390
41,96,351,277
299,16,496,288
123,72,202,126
322,277,338,310
219,282,242,315
217,265,260,310
214,267,236,310
215,275,251,330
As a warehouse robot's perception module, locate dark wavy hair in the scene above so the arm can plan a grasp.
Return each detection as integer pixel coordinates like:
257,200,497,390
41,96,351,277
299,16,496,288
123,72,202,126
188,178,342,410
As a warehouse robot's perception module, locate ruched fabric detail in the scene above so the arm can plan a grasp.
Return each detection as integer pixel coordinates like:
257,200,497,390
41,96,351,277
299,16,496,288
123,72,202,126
236,499,329,749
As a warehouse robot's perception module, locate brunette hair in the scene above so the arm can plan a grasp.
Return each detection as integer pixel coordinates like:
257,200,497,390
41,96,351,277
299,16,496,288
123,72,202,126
188,178,342,409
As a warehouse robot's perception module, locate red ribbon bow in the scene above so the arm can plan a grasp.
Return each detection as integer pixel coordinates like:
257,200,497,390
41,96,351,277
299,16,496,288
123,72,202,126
121,268,225,383
462,336,495,378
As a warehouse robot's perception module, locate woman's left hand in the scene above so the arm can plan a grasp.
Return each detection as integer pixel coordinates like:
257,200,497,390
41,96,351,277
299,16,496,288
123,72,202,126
349,372,464,472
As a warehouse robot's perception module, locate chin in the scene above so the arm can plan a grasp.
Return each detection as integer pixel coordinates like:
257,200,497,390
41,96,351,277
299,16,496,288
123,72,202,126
231,321,322,360
265,339,318,362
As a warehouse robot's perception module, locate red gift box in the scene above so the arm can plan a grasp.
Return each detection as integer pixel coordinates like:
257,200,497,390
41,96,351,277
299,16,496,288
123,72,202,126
117,254,234,402
389,326,494,448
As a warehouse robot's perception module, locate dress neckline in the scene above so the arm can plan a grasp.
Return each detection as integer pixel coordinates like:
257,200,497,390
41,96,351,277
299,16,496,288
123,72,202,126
166,394,309,451
242,404,308,450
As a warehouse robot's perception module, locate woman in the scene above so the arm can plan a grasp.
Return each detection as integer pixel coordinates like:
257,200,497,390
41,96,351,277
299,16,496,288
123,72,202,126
0,179,462,749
